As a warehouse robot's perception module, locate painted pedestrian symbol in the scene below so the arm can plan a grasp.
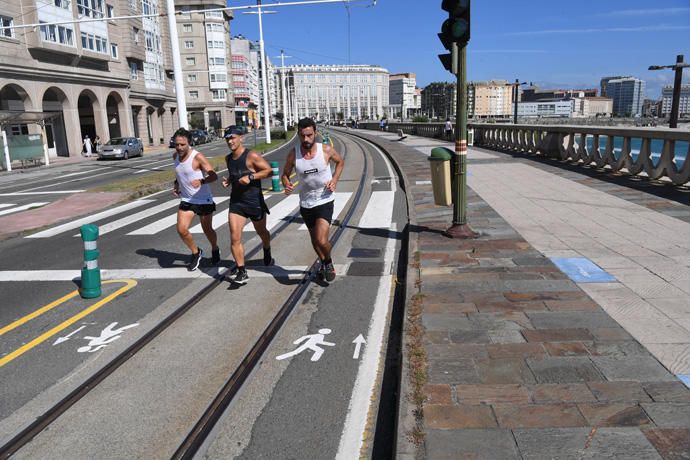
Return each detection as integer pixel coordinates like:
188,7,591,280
77,322,139,353
276,328,335,362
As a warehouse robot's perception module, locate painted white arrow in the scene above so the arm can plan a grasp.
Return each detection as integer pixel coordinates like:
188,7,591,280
53,325,86,346
352,334,366,359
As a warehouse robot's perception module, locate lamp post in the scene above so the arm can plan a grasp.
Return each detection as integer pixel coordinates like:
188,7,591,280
512,79,527,124
275,50,292,132
649,54,689,128
244,1,275,143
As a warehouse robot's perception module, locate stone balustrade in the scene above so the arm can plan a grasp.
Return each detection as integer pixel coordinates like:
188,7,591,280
358,122,690,186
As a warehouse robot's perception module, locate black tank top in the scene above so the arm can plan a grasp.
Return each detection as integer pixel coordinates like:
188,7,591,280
226,149,263,209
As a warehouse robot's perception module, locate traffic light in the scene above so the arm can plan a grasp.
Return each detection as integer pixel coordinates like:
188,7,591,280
439,0,470,46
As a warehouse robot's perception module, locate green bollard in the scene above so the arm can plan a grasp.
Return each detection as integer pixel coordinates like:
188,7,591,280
79,224,101,298
271,161,282,192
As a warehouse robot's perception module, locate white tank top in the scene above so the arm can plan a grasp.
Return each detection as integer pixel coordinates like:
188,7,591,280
295,143,334,209
174,149,214,204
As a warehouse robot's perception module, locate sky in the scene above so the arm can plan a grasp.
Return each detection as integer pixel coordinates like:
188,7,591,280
228,0,690,99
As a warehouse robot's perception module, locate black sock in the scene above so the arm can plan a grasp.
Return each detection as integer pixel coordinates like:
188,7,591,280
237,265,245,272
323,257,332,265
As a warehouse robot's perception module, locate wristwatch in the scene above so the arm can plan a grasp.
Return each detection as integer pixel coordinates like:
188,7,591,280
248,173,255,181
200,177,206,185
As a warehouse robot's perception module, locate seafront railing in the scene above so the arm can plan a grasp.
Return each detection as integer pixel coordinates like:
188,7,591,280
357,122,690,186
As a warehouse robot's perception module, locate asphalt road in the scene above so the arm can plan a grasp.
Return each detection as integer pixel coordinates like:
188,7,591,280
0,131,407,459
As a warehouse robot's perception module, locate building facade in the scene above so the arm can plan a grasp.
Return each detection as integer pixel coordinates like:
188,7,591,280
0,0,234,157
661,84,690,117
521,88,598,102
175,2,234,131
230,35,259,127
389,72,419,120
284,64,389,122
468,80,513,119
602,77,646,116
516,100,575,118
573,97,613,118
421,82,455,120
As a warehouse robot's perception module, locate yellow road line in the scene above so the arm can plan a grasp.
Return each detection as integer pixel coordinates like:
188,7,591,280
0,290,80,336
0,279,137,368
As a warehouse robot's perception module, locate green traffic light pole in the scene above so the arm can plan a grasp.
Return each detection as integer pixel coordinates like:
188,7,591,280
445,45,478,239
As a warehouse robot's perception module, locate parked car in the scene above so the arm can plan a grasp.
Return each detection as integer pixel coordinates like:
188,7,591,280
98,137,144,160
224,125,248,136
168,129,208,147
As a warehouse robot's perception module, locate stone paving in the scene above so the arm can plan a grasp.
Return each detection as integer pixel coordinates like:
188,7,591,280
344,128,690,459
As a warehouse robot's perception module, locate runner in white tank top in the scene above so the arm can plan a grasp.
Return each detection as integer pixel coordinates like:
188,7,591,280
281,118,345,283
172,128,220,271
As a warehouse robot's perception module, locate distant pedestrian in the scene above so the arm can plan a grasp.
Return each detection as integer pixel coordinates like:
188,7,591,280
221,126,274,285
94,135,102,153
83,135,93,157
444,118,453,141
172,128,220,271
379,118,386,131
281,117,345,282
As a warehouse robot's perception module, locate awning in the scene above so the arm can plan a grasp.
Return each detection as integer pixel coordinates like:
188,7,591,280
0,111,62,125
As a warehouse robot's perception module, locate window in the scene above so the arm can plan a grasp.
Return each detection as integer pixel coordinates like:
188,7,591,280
106,4,114,17
132,27,139,43
187,74,196,82
184,40,193,49
141,0,157,15
0,16,13,38
77,0,105,18
210,73,226,83
80,31,108,53
183,24,192,32
54,0,70,9
211,89,226,100
130,62,138,79
40,22,74,46
204,10,223,19
206,23,223,33
110,43,118,58
208,57,225,66
185,57,195,65
189,91,199,99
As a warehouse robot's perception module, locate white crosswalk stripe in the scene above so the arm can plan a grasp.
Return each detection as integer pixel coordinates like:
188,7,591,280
72,198,181,237
358,191,394,228
26,200,154,238
128,196,229,235
0,202,49,217
0,204,14,210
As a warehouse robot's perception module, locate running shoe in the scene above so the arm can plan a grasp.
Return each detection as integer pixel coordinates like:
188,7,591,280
189,248,203,271
232,269,249,285
263,247,274,266
212,247,221,265
324,262,336,282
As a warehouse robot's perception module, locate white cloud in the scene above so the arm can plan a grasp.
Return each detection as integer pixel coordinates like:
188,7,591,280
506,24,690,36
605,8,690,16
471,49,548,54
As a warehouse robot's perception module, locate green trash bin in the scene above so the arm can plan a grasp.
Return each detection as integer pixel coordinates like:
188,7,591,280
429,147,453,206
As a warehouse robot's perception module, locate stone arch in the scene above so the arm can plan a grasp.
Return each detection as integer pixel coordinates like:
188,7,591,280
0,83,33,112
77,89,101,143
105,91,125,139
41,86,70,157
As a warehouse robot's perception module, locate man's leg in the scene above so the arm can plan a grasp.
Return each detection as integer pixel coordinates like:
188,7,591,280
176,209,198,253
199,213,218,249
308,218,330,262
228,212,248,267
251,216,273,265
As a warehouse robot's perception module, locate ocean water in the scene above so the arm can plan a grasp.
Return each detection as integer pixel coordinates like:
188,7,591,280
582,136,688,169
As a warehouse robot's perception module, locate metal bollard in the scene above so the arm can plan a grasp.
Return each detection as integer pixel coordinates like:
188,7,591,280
79,224,101,298
271,161,282,192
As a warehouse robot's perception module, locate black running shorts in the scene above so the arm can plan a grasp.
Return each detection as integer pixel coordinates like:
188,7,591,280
179,201,216,216
229,202,266,222
300,200,334,229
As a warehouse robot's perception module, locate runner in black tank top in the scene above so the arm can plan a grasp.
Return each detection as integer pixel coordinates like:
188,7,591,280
221,127,274,285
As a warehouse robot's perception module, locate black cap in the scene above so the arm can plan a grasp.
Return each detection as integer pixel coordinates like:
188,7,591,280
224,127,244,139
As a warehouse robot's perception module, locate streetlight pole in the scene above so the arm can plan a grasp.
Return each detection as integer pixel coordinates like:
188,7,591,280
649,54,689,129
512,79,527,125
244,1,275,143
275,50,292,131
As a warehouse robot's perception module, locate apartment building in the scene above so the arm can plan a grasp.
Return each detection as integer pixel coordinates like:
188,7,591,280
230,36,259,126
389,72,419,120
602,76,646,116
661,84,690,117
0,0,233,157
468,80,513,119
284,64,389,122
175,1,233,131
421,82,455,120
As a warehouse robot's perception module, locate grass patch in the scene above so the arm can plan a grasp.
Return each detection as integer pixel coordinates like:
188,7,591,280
88,132,295,199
